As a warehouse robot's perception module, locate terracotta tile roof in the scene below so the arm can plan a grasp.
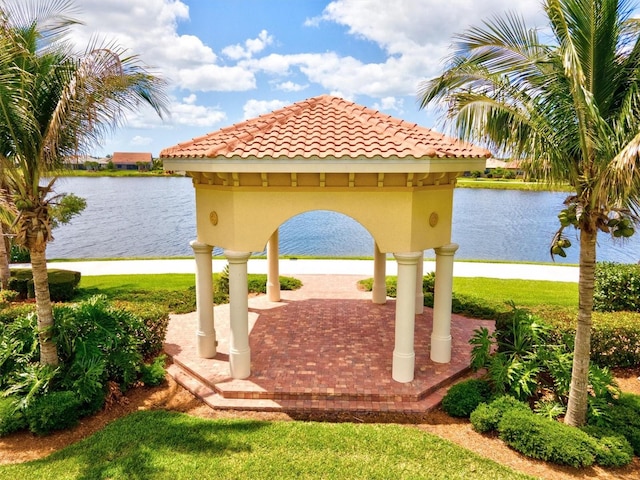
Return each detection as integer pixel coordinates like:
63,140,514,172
112,152,153,164
160,95,491,160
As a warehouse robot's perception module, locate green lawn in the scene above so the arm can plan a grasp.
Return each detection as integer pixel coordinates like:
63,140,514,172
453,277,578,308
456,177,573,192
0,411,534,480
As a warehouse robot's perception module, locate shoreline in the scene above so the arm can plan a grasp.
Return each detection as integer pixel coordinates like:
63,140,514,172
12,258,580,282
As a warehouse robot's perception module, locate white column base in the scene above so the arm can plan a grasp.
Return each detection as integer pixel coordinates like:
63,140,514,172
229,346,251,379
197,331,218,359
430,335,452,363
392,351,415,383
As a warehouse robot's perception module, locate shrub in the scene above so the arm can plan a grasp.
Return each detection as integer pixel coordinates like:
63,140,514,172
0,396,27,436
470,395,530,433
498,409,597,467
601,393,640,456
541,307,640,368
140,354,167,386
593,262,640,312
9,268,81,302
0,289,18,309
9,244,30,263
24,390,82,435
581,426,634,467
116,301,170,359
441,379,492,418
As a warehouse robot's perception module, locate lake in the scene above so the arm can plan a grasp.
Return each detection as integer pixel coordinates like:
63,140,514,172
46,176,640,264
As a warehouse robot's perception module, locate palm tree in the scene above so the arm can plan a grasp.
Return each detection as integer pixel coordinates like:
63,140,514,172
418,0,640,426
0,0,168,366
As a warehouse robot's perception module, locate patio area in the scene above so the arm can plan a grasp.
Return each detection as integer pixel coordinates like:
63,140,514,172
164,274,494,414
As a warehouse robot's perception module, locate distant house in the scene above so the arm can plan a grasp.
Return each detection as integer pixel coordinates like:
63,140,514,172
112,152,153,171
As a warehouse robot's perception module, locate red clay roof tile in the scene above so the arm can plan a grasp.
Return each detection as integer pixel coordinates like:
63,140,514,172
160,95,491,160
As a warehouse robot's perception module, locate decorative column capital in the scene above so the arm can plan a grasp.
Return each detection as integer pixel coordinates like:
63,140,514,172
190,240,212,255
224,249,252,264
434,243,459,257
393,251,423,265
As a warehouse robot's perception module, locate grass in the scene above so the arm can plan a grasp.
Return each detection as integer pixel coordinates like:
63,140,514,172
457,177,574,192
0,410,534,480
453,277,578,308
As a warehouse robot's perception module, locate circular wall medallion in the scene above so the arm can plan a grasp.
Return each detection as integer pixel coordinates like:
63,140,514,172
429,212,439,227
209,211,218,226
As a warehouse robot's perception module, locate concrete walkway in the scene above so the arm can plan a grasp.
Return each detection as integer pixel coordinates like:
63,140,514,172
31,258,579,282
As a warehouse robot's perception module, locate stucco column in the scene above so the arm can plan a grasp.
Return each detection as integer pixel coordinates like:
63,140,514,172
392,251,422,383
372,242,387,304
190,240,216,358
224,250,252,379
267,230,281,302
431,243,459,363
415,251,424,314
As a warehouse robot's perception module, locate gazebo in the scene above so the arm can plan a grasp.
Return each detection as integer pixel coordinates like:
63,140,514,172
161,95,489,384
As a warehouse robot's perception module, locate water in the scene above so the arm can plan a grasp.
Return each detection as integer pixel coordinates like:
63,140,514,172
46,177,640,264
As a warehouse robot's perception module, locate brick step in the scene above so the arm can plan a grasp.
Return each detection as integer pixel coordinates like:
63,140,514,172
167,362,451,413
170,355,468,405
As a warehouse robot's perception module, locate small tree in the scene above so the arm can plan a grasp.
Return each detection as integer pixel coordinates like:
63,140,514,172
0,0,168,365
419,0,640,425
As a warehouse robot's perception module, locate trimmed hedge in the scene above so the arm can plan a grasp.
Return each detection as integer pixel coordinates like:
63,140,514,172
9,268,81,302
594,262,640,312
470,396,530,433
604,393,640,456
0,396,27,436
24,390,82,435
538,306,640,368
581,426,634,467
441,379,492,418
498,409,597,467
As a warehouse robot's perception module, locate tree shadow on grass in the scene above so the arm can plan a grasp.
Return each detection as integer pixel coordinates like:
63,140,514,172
40,410,267,480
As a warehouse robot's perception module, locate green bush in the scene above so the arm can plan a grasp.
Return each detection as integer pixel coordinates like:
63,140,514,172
541,307,640,368
9,244,30,263
0,289,18,309
498,409,597,467
140,354,167,386
116,301,170,359
441,379,492,418
24,390,82,435
594,262,640,312
470,396,530,433
9,268,81,302
581,426,634,467
0,396,27,436
600,393,640,456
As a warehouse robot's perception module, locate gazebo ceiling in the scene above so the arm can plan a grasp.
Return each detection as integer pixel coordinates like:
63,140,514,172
160,95,491,173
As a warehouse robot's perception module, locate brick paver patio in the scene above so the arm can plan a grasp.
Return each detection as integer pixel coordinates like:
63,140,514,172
165,274,494,413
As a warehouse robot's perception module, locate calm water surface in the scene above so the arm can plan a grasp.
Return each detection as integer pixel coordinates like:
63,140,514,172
46,177,640,264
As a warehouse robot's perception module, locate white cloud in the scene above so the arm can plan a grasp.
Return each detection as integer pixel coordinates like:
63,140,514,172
223,30,274,60
373,97,404,114
130,135,153,146
70,0,217,71
243,99,291,119
171,101,227,127
276,81,309,92
178,64,256,91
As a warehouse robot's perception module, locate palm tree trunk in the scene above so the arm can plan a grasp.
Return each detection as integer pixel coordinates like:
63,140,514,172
565,228,596,426
0,224,10,290
30,244,58,366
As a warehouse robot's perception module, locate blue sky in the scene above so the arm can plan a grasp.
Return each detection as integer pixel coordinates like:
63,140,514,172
65,0,635,157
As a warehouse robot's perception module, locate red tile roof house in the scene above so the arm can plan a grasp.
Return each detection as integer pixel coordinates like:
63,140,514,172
111,152,153,171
